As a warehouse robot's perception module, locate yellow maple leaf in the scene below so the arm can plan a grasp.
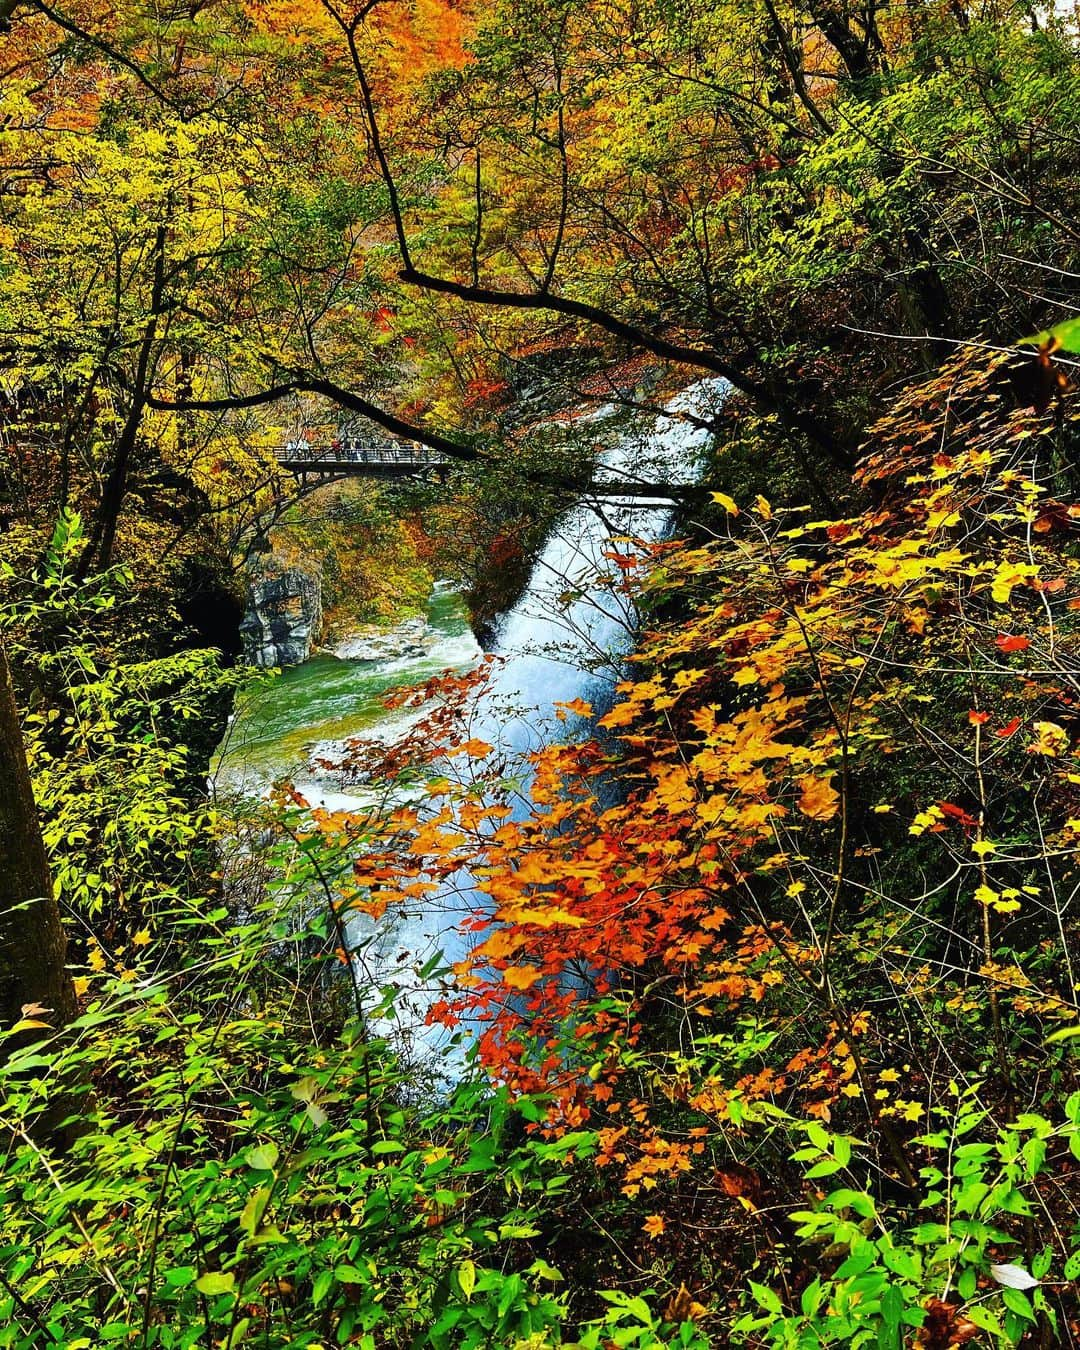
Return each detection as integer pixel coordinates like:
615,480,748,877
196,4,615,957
1028,721,1069,757
795,774,840,821
711,491,739,515
554,698,592,718
481,928,523,960
501,965,543,990
458,738,494,758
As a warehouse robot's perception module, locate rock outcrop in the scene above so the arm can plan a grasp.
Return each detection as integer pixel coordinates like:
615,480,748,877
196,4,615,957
240,567,322,667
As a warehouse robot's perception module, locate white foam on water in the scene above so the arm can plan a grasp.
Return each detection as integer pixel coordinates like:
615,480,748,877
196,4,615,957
367,378,728,1068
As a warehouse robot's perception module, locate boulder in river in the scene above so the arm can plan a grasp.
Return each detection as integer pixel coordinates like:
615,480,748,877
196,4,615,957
331,616,429,663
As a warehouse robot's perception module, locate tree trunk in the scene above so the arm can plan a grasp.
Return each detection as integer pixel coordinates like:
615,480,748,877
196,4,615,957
0,643,75,1042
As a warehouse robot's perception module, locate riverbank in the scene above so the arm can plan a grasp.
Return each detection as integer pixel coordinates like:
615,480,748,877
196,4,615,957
216,582,481,803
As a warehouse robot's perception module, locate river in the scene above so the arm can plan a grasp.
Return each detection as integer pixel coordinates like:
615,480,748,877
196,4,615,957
213,377,727,1067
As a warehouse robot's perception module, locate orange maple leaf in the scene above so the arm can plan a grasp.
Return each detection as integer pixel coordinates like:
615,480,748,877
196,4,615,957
795,774,840,821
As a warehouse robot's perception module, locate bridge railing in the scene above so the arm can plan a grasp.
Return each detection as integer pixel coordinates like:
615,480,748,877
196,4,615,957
274,441,445,466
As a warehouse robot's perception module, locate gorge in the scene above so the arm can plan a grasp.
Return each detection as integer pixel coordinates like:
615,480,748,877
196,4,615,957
216,377,728,1057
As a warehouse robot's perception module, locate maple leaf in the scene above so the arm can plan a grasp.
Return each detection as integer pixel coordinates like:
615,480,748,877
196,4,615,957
995,634,1030,653
453,738,494,758
481,928,523,960
795,774,840,821
501,965,543,991
642,1214,665,1238
1028,721,1069,756
554,698,593,718
663,1284,707,1322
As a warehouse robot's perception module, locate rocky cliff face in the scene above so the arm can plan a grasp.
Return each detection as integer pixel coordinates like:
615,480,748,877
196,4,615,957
239,567,322,667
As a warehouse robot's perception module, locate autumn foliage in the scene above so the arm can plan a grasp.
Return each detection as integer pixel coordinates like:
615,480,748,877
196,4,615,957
7,0,1080,1343
331,346,1080,1333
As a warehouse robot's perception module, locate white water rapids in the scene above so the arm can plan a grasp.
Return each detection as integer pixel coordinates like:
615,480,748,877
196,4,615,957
215,377,727,1069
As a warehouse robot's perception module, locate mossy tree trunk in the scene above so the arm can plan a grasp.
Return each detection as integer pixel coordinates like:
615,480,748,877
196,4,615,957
0,643,75,1041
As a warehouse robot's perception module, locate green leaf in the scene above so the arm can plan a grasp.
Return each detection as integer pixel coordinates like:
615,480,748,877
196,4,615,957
1001,1288,1036,1322
801,1279,823,1318
1063,1249,1080,1281
834,1242,877,1280
881,1247,920,1282
1020,316,1080,352
805,1159,844,1179
312,1269,334,1307
527,1258,564,1282
1045,1025,1080,1044
224,1316,250,1348
458,1260,477,1300
965,1305,1005,1337
163,1267,198,1288
246,1143,278,1171
195,1272,235,1296
881,1283,904,1349
749,1281,783,1315
239,1185,272,1236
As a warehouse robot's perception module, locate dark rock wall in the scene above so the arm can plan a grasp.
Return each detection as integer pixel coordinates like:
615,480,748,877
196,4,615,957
240,567,322,667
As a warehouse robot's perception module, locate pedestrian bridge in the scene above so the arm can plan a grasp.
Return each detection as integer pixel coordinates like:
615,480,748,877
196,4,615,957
273,438,695,500
274,440,446,481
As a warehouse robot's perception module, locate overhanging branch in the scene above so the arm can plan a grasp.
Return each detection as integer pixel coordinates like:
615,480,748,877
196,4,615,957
147,374,705,500
399,266,848,465
147,375,487,465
